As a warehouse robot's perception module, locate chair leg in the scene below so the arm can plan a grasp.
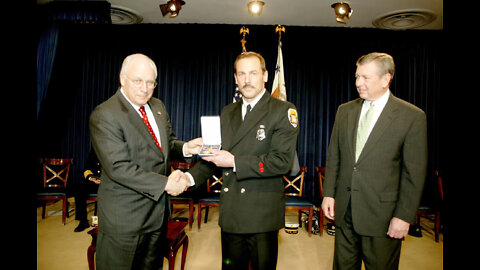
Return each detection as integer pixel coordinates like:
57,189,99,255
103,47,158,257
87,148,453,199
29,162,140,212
318,209,324,236
298,211,302,228
197,203,202,231
168,249,177,270
87,245,96,270
435,211,441,242
308,209,313,236
188,202,194,230
181,236,189,270
204,206,209,223
62,197,67,225
66,200,70,218
41,201,46,219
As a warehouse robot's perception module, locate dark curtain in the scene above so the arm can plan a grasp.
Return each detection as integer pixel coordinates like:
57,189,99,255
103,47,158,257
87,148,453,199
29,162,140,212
36,24,59,118
37,23,444,207
36,1,111,118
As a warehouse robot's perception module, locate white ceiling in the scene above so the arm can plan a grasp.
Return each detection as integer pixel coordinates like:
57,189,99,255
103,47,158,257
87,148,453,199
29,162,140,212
108,0,443,29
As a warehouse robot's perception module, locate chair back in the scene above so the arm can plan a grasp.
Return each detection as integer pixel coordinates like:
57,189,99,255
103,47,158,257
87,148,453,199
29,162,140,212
41,158,73,188
206,171,223,193
315,166,326,198
283,166,307,197
170,161,196,172
434,169,444,201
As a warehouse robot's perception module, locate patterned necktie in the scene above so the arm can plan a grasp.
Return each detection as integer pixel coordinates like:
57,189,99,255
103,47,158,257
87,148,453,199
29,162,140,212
243,104,252,121
139,106,162,151
355,102,374,161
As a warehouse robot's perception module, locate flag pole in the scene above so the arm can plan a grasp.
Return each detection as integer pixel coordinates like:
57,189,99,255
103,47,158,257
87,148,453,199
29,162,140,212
240,26,249,53
234,26,250,103
275,25,285,42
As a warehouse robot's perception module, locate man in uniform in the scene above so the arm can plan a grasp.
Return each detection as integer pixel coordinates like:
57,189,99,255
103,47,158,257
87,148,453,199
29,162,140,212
186,51,299,270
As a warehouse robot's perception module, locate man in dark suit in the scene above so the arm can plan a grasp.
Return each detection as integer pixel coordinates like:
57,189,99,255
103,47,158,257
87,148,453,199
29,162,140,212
321,52,428,270
186,52,299,270
89,53,202,270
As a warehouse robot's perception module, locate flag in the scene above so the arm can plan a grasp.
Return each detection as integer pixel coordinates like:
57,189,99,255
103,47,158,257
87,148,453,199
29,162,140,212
271,41,287,101
233,87,243,103
271,40,300,176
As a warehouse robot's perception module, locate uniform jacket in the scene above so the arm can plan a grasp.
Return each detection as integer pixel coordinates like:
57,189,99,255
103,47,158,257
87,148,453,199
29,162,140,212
189,91,299,234
323,93,428,237
89,90,186,235
83,150,102,181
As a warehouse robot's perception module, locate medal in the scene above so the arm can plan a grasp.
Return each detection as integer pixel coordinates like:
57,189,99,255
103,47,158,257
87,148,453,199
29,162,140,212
256,124,266,141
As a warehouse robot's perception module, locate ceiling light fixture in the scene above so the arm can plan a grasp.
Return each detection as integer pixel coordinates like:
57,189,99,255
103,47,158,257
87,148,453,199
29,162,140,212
159,0,185,18
331,2,353,24
248,0,265,16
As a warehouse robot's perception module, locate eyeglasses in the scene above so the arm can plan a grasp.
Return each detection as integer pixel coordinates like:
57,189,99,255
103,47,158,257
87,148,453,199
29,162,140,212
126,76,157,89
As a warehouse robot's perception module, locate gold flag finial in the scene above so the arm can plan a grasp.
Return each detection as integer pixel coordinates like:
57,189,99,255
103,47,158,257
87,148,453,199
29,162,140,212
240,26,249,53
275,25,285,41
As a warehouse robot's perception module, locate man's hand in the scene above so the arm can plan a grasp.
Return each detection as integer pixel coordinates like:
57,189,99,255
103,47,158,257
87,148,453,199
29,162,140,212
202,150,235,168
321,197,335,220
165,170,189,196
387,217,410,239
89,177,101,185
184,137,203,156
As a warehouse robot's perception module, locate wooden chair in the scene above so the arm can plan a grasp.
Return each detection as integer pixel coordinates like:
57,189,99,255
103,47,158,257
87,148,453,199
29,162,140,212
314,166,326,236
87,193,98,216
197,171,223,231
37,158,73,225
284,166,313,236
169,161,196,230
415,169,444,242
87,220,189,270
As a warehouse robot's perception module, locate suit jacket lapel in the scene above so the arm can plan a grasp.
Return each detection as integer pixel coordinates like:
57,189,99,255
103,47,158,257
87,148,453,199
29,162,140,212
117,91,165,160
228,101,243,138
348,99,362,162
228,93,270,151
356,95,397,163
149,101,167,159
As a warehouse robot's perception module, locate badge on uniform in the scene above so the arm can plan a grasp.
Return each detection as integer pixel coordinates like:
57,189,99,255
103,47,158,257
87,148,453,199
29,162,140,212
256,124,266,141
288,108,298,128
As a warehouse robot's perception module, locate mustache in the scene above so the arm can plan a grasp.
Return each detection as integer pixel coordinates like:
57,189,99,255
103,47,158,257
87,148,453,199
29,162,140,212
240,83,255,89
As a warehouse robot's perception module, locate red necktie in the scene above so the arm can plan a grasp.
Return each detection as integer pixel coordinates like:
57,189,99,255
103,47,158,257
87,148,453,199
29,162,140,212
139,106,162,151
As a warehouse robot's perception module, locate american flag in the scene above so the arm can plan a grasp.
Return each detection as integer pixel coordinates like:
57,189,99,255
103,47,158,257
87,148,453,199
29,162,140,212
233,86,243,103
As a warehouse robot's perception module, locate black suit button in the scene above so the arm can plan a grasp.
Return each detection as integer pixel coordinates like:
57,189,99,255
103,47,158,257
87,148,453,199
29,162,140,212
346,187,351,191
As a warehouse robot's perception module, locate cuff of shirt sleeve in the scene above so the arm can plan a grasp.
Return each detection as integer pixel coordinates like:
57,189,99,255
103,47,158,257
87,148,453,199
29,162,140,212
182,143,193,157
185,172,195,186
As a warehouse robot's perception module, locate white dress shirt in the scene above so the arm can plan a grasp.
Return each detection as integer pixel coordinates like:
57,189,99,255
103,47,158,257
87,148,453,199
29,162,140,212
120,88,161,148
358,89,390,139
241,89,266,120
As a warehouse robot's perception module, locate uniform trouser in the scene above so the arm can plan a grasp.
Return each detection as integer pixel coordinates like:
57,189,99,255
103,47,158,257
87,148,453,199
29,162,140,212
333,201,402,270
221,230,278,270
73,183,98,221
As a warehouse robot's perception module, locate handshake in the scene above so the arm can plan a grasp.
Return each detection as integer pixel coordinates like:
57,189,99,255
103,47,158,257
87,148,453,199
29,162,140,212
165,170,192,196
164,137,203,196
